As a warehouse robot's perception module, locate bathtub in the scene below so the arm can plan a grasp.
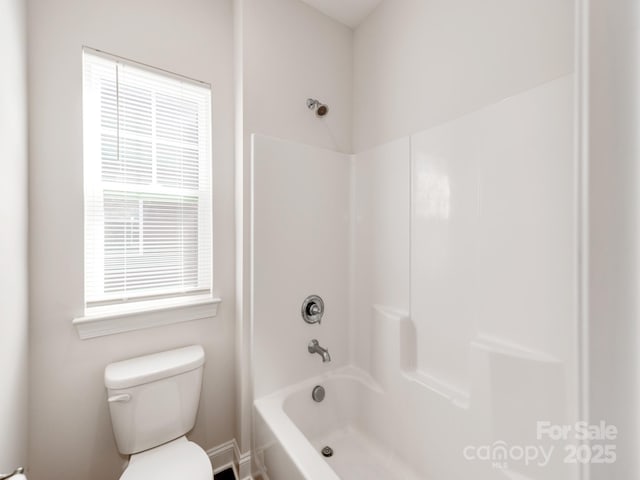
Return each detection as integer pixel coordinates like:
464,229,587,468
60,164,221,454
253,366,423,480
251,306,565,480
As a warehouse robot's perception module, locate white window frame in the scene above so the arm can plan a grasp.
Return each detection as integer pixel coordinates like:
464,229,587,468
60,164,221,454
73,48,220,339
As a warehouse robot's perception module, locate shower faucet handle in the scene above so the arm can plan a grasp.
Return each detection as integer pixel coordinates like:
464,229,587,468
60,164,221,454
301,295,324,324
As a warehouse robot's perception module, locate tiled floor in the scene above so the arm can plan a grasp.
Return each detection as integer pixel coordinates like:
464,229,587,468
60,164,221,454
214,468,236,480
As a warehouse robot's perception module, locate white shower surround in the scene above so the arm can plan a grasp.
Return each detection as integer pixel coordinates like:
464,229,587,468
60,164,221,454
252,73,577,479
251,135,351,399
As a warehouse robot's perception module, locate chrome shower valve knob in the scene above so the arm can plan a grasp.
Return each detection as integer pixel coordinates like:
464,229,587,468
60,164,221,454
302,294,324,324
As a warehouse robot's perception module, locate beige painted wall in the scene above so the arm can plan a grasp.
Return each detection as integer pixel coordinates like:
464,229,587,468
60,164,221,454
353,0,575,152
27,0,237,479
242,0,353,155
0,0,29,473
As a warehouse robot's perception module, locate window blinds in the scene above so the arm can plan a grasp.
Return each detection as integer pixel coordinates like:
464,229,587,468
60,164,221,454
82,49,212,309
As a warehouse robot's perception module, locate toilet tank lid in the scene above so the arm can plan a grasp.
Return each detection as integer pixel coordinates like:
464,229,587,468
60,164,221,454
105,345,205,389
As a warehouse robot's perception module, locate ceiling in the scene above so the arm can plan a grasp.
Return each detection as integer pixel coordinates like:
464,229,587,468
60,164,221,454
299,0,383,28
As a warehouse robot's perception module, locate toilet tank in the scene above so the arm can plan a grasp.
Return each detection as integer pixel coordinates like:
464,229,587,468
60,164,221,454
104,345,205,455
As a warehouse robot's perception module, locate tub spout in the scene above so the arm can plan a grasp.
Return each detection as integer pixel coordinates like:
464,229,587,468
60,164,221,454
308,339,331,363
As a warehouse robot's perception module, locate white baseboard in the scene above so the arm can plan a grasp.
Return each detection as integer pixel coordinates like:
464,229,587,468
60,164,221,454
206,439,253,480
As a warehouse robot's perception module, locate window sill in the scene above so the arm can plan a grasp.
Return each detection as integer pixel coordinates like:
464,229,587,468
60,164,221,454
72,296,221,339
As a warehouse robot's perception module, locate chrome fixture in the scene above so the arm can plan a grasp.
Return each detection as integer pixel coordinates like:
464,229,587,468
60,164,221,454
312,385,325,402
302,294,324,324
321,446,334,457
306,98,329,117
308,339,331,362
0,467,24,480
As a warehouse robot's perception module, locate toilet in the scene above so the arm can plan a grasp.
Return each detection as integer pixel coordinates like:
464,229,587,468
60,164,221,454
104,345,213,480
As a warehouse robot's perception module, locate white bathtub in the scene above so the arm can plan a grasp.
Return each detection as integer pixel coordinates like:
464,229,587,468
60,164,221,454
253,366,423,480
252,306,568,480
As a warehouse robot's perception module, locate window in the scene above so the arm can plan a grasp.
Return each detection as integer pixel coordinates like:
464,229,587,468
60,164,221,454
82,49,212,315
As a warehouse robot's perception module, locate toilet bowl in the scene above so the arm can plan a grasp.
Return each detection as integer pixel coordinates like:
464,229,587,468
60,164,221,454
104,345,213,480
120,437,211,480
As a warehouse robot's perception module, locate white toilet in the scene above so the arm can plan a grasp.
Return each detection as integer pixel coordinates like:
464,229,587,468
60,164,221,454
104,345,213,480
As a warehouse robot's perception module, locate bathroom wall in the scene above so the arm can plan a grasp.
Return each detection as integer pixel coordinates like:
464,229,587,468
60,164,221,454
411,76,576,398
27,1,236,479
0,0,29,473
588,0,639,477
252,134,351,398
351,0,578,477
350,76,577,479
236,0,353,452
353,0,575,152
241,0,352,155
351,138,411,371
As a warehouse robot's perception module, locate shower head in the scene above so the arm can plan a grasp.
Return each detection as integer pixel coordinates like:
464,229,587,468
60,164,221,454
306,98,329,117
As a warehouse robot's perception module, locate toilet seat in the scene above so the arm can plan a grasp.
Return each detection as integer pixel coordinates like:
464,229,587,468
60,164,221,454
120,437,213,480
